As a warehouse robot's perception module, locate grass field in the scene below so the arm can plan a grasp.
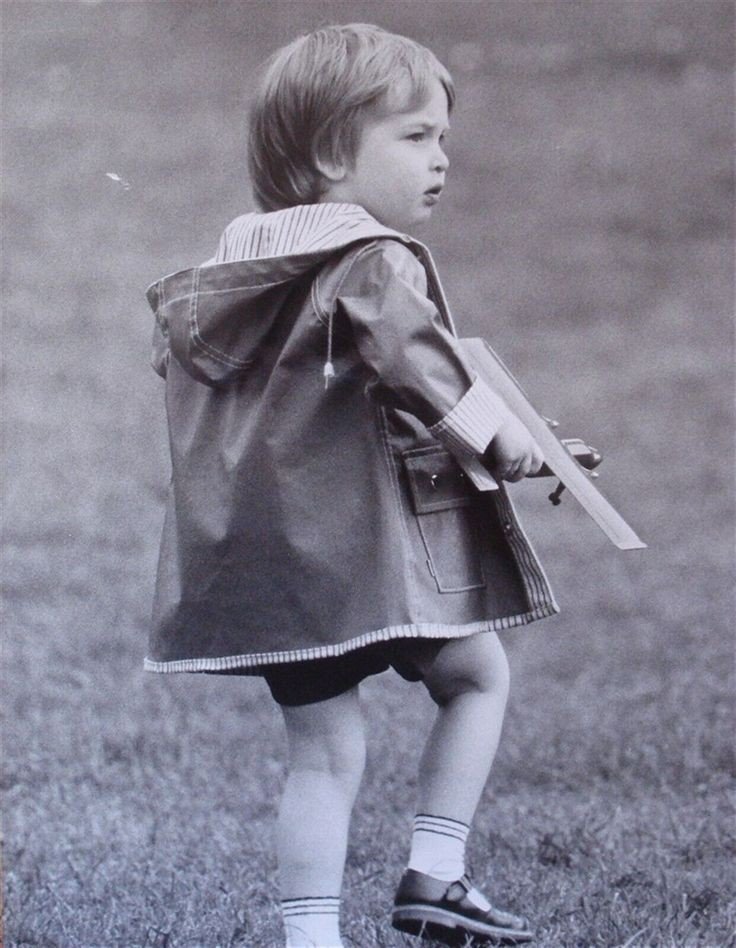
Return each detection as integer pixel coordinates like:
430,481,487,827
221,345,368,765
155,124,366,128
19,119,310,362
2,1,734,946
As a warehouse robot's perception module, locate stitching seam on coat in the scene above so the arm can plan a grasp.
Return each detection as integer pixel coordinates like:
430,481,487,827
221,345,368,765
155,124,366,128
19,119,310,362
377,405,421,618
188,268,254,369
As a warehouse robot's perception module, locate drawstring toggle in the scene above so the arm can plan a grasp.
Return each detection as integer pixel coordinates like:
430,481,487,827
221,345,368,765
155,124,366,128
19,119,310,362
323,361,335,389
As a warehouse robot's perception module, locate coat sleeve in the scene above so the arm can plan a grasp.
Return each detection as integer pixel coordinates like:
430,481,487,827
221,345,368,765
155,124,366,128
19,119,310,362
333,239,513,456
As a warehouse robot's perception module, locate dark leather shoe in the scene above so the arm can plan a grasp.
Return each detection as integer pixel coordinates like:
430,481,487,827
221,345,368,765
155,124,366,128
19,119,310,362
392,869,533,945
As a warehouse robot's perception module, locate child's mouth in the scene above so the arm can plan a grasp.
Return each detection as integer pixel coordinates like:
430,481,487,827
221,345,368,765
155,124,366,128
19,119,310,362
424,186,443,205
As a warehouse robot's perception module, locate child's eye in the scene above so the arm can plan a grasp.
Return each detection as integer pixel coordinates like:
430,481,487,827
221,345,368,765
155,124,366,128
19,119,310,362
407,132,425,142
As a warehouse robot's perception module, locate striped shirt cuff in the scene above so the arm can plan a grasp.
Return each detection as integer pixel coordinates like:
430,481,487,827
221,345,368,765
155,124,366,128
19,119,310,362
428,375,512,456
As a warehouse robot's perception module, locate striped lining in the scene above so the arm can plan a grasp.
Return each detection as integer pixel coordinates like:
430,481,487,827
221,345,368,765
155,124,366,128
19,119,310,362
428,376,512,456
143,607,558,674
494,487,558,619
212,203,391,263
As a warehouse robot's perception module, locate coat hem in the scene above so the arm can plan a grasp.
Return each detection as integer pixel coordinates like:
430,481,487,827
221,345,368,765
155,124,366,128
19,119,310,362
143,605,560,674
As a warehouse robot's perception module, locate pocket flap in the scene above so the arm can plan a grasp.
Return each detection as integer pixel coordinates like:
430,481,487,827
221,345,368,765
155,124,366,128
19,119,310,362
403,446,475,515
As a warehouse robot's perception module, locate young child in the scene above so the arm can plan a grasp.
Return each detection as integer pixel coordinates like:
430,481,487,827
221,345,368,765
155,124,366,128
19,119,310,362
146,23,558,947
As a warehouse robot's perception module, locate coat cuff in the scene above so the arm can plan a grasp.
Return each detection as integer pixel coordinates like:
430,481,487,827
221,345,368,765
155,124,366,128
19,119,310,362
428,375,512,455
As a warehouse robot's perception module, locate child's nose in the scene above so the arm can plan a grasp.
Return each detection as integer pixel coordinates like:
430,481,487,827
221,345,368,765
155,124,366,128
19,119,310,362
432,147,449,172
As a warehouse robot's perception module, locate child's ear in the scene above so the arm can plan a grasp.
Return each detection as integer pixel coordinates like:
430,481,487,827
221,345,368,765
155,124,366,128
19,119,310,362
314,154,348,183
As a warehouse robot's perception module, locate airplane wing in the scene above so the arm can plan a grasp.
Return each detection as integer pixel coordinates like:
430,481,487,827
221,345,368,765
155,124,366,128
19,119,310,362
460,337,646,551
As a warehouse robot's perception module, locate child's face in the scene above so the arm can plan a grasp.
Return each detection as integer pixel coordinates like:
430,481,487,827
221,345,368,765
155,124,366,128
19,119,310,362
322,77,450,233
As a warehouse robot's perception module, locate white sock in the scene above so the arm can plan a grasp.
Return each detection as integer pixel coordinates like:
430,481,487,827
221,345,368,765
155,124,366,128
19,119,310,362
407,813,470,882
281,896,343,948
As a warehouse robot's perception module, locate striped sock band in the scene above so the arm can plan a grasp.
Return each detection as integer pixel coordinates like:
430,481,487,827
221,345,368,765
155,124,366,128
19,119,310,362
408,813,470,882
281,896,342,948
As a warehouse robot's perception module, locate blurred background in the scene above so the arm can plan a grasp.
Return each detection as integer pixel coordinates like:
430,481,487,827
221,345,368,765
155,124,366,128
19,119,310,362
2,2,733,945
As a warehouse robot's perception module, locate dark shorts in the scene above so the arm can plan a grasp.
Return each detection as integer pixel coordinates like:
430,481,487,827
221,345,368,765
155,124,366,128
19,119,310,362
209,638,449,706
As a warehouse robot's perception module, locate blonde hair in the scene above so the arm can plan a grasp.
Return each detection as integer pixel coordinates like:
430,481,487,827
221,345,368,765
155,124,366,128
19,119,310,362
248,23,455,211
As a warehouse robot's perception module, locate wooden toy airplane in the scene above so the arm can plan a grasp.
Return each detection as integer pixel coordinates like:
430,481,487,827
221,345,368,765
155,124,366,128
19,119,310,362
459,337,646,551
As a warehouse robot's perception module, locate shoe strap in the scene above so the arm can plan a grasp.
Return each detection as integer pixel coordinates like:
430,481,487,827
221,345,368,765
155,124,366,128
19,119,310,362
445,874,474,903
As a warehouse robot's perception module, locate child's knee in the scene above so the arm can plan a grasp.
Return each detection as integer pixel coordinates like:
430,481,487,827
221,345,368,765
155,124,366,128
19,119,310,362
424,633,510,707
282,688,366,782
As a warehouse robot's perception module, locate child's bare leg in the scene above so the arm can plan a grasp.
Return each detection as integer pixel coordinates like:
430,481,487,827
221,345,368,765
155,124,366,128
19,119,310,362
277,686,365,947
408,632,509,880
419,632,509,820
392,634,532,941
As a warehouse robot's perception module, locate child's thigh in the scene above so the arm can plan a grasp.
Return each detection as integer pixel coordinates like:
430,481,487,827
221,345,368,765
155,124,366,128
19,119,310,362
423,632,510,704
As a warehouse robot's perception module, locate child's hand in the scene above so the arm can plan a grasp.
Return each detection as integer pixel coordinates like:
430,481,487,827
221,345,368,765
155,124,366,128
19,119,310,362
485,417,544,482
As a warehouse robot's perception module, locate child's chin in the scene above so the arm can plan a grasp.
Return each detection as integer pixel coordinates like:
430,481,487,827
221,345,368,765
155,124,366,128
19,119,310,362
416,202,436,221
394,208,433,232
371,206,431,233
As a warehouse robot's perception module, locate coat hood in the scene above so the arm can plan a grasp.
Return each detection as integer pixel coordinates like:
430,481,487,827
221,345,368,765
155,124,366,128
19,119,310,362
147,204,418,385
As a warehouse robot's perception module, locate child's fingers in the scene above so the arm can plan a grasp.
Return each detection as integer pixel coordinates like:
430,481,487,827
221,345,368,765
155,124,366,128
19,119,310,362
528,444,545,477
504,452,532,482
490,425,541,481
508,442,545,481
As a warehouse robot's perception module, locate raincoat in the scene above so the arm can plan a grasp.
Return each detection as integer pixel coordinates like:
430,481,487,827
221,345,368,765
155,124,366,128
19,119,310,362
144,203,557,674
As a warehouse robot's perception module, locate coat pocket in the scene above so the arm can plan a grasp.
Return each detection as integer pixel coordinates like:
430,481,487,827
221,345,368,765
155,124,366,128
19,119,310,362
402,446,486,593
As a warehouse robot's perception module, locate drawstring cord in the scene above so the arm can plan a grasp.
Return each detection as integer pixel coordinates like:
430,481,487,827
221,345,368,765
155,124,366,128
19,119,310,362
323,307,335,388
321,246,445,390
